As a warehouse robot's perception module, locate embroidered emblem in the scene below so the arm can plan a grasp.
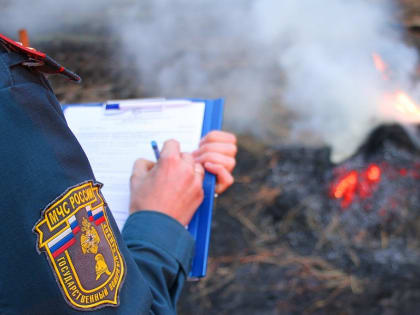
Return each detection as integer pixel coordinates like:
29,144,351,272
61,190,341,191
80,217,100,254
33,181,125,310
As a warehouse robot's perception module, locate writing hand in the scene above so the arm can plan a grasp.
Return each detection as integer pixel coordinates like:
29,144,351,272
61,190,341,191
129,139,205,225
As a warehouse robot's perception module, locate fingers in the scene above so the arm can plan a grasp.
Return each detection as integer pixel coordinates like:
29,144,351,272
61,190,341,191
145,136,234,198
200,130,237,145
194,162,205,181
194,131,237,194
204,162,234,194
193,142,237,158
132,158,155,177
193,163,205,205
194,130,237,172
130,139,207,224
160,139,181,159
181,152,194,165
194,152,236,172
182,152,205,181
179,152,205,215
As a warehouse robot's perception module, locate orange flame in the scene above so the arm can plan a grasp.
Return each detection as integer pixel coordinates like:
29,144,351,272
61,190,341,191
382,91,420,122
331,164,382,208
331,170,358,208
333,171,358,199
393,92,420,116
366,164,381,183
372,53,388,78
372,53,420,122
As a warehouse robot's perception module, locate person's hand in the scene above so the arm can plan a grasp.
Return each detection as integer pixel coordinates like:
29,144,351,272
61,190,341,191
192,130,237,194
129,139,205,226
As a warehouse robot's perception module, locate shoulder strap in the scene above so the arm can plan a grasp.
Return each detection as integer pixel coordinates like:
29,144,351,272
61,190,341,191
0,33,81,83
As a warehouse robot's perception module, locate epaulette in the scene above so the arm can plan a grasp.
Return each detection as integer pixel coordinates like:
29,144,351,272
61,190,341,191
0,33,81,83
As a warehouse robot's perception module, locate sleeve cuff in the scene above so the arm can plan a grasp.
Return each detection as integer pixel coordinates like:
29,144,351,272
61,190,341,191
122,211,195,274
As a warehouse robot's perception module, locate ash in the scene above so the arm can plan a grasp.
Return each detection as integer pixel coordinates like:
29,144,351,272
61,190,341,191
180,127,420,315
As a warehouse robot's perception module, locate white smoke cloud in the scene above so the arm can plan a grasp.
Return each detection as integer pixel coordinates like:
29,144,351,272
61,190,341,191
0,0,114,36
1,0,419,162
254,0,419,162
1,0,281,139
110,0,280,136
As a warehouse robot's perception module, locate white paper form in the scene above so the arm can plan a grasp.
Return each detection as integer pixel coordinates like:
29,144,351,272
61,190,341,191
64,101,205,230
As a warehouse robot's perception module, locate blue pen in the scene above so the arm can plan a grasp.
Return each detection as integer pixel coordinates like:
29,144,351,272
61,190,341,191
151,141,160,160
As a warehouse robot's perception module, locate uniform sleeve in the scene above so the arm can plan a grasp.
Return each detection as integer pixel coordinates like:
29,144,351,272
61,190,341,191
122,211,195,315
0,45,193,315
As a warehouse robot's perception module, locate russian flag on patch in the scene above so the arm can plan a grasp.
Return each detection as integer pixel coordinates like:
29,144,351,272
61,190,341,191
69,215,80,235
92,206,105,225
86,205,94,222
48,227,75,258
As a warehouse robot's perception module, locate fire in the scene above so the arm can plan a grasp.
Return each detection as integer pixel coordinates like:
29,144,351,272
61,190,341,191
331,164,382,208
333,171,358,199
333,171,358,208
393,92,420,116
382,91,420,122
331,170,359,208
366,164,381,182
330,163,420,208
372,53,388,79
329,54,420,208
372,53,420,122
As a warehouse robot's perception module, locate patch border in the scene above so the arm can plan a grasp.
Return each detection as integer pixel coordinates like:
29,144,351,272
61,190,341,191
32,180,126,311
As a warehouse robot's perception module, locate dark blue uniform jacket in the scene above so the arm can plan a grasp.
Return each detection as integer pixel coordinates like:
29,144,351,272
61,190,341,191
0,44,194,314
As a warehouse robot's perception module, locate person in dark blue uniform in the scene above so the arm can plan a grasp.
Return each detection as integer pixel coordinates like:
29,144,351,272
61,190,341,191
0,36,237,314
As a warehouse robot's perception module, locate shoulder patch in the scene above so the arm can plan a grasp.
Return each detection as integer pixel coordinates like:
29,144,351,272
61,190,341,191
33,180,125,311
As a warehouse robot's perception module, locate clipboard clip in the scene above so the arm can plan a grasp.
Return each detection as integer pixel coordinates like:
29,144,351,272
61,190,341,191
103,98,193,115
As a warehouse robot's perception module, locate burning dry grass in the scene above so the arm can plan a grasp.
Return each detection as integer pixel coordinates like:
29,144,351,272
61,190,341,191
179,130,420,315
179,136,354,314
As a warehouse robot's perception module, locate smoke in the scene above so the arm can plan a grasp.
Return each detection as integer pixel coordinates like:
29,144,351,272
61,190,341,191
110,0,281,137
1,0,282,139
1,0,419,162
254,0,419,162
0,0,114,36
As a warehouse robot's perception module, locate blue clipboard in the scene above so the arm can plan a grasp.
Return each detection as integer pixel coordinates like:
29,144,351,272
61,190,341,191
187,98,224,278
63,99,224,278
